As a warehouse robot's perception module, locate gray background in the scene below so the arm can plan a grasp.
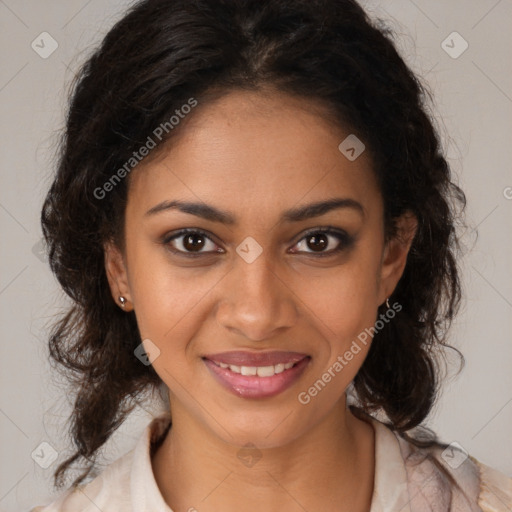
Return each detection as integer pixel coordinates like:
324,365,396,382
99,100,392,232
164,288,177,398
1,0,511,510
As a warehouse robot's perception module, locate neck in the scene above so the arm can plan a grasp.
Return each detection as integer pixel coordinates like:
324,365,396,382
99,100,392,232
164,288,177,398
152,397,375,512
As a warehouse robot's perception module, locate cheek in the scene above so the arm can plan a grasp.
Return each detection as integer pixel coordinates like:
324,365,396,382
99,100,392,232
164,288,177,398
131,271,207,388
293,268,379,409
291,251,382,395
298,261,381,343
132,270,212,348
125,242,205,351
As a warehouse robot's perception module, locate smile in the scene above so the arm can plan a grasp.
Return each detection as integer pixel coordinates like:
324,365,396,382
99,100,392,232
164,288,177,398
202,351,311,399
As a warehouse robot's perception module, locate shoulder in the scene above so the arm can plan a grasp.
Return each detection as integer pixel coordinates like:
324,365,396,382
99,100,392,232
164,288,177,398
29,412,172,512
368,415,512,511
395,426,512,511
29,448,134,512
472,457,512,512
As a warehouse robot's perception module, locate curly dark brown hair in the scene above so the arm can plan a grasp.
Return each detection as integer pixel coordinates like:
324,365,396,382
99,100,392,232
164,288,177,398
41,0,467,491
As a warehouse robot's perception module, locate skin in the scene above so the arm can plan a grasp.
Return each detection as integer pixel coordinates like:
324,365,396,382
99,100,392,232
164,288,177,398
105,88,417,512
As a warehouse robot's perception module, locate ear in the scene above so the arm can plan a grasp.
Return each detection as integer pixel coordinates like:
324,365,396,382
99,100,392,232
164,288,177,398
104,240,133,311
378,211,418,306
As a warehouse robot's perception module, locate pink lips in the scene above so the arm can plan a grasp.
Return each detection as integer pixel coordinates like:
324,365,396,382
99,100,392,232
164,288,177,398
203,351,310,399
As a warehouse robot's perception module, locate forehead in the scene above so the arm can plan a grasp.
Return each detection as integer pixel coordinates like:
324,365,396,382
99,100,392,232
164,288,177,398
127,89,380,219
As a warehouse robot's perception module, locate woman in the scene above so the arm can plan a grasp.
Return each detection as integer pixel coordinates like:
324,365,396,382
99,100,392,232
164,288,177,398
31,0,511,510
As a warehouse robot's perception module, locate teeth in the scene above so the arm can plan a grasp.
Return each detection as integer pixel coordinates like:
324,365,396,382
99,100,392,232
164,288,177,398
257,365,275,377
274,363,285,374
215,361,299,376
241,366,257,376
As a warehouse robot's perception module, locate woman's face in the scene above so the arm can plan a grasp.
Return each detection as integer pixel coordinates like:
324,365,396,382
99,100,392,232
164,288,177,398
105,89,415,448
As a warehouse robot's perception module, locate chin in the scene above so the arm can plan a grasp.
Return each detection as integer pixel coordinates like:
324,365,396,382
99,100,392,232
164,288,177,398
209,406,308,449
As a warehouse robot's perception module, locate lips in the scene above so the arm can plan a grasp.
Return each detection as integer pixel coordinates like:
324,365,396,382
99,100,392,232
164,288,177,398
202,351,311,399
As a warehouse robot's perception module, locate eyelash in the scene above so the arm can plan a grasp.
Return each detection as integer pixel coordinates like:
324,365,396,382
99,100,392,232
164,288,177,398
161,227,354,259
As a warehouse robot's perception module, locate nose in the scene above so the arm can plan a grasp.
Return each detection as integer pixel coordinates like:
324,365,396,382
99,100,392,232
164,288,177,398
214,250,298,341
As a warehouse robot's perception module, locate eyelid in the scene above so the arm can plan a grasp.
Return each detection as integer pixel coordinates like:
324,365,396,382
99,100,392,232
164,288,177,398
291,226,348,244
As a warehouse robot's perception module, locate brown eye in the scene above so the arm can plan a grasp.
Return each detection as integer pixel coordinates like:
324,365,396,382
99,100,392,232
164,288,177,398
305,233,328,252
163,229,222,256
182,233,206,252
291,228,354,257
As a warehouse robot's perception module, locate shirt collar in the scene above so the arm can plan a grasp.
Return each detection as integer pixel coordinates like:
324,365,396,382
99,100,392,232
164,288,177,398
130,412,411,512
130,412,174,512
367,416,412,512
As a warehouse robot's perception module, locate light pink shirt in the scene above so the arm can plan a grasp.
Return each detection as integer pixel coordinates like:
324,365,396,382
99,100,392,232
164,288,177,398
31,413,512,511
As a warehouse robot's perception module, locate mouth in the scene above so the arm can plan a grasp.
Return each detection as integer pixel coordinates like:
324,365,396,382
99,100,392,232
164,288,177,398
202,351,311,399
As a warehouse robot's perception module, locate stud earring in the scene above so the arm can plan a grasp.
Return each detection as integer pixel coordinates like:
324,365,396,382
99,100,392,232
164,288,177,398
119,296,127,308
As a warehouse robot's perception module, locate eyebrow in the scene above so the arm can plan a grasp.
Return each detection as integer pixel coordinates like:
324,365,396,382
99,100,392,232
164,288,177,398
145,197,365,224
